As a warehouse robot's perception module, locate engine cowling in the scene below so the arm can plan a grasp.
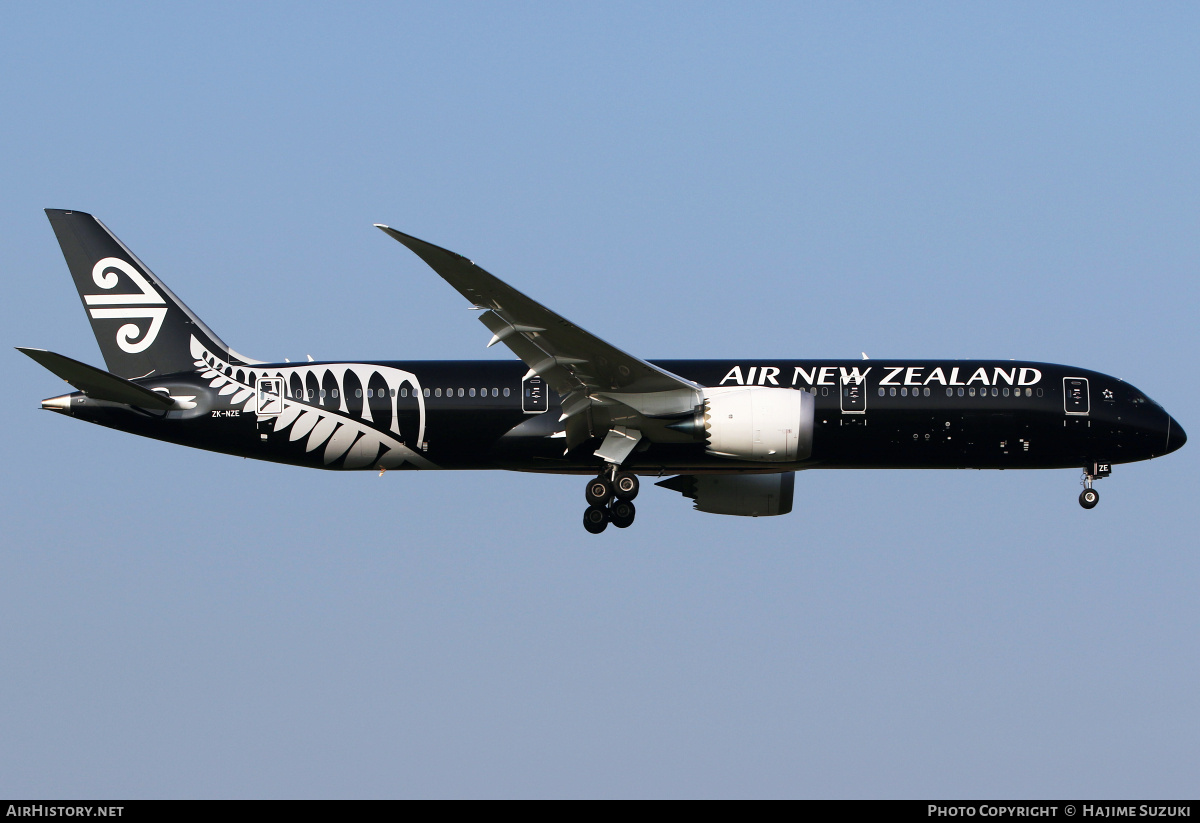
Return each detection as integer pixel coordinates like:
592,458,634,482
657,472,795,517
702,386,814,462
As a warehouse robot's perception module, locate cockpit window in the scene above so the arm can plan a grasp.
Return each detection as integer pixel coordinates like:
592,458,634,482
1128,389,1161,408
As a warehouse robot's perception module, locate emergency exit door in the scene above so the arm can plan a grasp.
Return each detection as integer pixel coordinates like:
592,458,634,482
1063,377,1090,415
840,377,866,414
256,376,285,415
522,374,548,413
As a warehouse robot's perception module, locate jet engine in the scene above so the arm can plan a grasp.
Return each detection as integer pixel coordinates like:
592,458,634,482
701,386,814,462
656,472,795,516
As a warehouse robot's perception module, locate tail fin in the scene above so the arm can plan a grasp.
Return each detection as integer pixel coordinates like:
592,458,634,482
44,209,258,379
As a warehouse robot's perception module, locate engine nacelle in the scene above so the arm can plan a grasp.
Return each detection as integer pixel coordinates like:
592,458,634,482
657,472,795,516
702,386,814,462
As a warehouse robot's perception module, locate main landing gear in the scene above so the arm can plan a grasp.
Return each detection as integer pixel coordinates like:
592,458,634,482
582,467,640,534
1078,462,1111,510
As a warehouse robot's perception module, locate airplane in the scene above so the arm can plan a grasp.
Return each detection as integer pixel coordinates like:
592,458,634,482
20,209,1186,533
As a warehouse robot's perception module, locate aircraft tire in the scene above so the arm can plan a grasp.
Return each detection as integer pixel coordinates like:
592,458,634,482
585,477,613,506
1079,488,1099,509
610,500,636,528
613,473,640,501
583,505,609,534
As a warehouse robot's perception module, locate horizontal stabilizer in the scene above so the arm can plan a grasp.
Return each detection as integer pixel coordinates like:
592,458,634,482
17,347,175,410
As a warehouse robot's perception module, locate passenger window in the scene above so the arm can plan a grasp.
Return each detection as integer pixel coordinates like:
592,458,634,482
458,388,464,398
1003,388,1009,397
332,389,338,398
957,388,964,397
878,387,885,396
423,388,430,397
492,388,499,397
469,388,476,397
923,387,930,397
889,387,896,397
1036,388,1043,397
434,388,441,397
401,388,407,397
503,388,511,397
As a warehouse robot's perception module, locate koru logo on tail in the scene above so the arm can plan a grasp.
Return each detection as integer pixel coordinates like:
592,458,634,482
83,257,167,353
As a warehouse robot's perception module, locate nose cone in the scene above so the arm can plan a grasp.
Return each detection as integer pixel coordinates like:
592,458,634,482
1166,415,1186,454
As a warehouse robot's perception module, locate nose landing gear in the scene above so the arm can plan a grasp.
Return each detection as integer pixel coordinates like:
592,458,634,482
1078,462,1111,509
582,466,640,533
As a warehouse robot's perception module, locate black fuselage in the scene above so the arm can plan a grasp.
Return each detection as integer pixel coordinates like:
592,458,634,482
32,209,1187,527
56,358,1184,476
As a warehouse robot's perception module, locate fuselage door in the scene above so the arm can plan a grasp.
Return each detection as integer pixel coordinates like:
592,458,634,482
256,376,285,415
840,376,866,414
1063,377,1090,415
522,374,548,414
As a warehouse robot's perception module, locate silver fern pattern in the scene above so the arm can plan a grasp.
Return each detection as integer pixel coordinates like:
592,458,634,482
189,336,437,470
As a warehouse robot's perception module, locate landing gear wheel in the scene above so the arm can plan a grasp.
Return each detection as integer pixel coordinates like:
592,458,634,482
1079,488,1099,509
583,505,609,534
610,500,636,529
613,472,640,501
585,477,613,506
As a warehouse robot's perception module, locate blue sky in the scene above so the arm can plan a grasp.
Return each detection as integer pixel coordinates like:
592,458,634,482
2,3,1197,798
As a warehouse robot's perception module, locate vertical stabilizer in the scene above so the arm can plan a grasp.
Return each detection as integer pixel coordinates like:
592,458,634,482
44,209,257,379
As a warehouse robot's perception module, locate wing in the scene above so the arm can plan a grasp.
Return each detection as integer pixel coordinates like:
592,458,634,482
376,226,703,457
